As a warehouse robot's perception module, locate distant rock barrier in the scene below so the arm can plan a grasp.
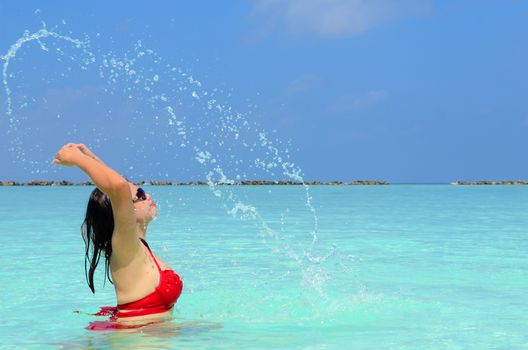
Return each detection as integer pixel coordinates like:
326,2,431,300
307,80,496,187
450,180,528,185
0,180,79,186
305,180,388,185
0,180,390,186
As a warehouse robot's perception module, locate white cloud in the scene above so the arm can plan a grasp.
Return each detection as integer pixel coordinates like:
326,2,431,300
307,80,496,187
284,74,322,95
330,89,389,113
252,0,431,38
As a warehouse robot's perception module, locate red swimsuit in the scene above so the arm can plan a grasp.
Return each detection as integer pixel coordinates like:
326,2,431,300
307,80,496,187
87,238,183,330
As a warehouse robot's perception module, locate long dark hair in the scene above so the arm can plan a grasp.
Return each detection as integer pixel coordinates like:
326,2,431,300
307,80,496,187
81,188,114,293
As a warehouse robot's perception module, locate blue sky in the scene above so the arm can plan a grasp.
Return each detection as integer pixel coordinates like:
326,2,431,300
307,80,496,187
0,1,527,183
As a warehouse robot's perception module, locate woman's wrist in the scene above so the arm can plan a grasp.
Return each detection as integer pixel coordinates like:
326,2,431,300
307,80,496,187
74,152,93,167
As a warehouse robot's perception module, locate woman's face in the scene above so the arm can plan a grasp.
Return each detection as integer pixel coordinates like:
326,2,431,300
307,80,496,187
129,184,157,224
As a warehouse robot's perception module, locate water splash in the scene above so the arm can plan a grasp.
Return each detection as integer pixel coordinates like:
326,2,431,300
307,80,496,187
2,24,340,295
1,23,93,124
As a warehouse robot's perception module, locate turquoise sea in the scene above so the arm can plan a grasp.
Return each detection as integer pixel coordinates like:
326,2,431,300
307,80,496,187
1,185,527,349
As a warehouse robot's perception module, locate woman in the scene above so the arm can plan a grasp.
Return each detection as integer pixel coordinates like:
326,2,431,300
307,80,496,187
53,143,183,329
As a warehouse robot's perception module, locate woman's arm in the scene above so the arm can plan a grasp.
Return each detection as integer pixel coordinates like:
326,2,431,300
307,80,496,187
77,143,105,164
53,143,124,194
53,143,138,261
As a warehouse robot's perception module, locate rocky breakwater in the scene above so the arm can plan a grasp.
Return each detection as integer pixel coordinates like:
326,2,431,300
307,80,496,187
305,180,388,185
131,181,209,186
0,181,20,186
451,180,528,185
1,180,390,186
127,180,390,186
0,180,93,186
235,180,389,185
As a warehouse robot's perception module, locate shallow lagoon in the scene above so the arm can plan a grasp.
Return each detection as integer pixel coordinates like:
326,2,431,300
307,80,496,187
1,185,527,349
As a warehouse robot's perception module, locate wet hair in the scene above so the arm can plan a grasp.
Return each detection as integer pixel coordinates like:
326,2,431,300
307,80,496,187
81,188,114,293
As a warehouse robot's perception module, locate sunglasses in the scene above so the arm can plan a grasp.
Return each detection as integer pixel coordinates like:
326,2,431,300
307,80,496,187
132,187,147,203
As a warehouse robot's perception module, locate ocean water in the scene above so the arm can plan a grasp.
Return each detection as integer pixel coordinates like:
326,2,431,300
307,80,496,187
0,185,527,349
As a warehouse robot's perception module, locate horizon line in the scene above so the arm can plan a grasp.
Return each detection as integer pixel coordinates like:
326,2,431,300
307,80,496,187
1,180,528,186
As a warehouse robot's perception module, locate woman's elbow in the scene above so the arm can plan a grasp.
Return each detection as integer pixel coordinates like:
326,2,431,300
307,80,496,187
113,179,130,192
106,179,130,197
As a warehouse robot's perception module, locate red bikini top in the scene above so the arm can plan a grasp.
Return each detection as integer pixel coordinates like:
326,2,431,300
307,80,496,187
115,238,183,318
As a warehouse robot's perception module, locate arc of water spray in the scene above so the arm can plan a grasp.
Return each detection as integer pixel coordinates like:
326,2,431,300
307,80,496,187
1,24,89,119
2,26,331,270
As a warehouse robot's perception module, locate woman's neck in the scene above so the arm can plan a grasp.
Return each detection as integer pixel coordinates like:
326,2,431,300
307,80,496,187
136,221,148,240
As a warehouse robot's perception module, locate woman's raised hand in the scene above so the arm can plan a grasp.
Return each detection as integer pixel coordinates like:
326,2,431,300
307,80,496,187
76,144,102,162
52,143,86,167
